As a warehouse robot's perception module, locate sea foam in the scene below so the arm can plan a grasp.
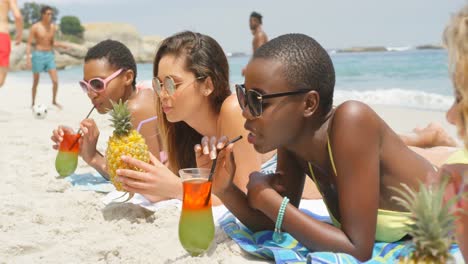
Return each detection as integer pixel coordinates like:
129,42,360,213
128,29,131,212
334,88,453,111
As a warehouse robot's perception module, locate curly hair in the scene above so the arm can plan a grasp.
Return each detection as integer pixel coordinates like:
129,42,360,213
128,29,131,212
84,39,137,87
444,5,468,147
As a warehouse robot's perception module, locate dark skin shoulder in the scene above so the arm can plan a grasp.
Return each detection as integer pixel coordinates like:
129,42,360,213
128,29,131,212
328,100,434,217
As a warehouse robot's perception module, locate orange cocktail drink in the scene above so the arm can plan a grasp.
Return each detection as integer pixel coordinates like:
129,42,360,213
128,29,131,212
55,133,80,177
178,168,214,256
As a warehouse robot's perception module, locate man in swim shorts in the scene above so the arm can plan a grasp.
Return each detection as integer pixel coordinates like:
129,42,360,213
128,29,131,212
26,5,67,108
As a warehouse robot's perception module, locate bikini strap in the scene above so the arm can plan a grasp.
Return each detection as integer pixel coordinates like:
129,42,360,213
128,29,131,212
327,134,337,176
308,162,324,198
308,133,337,183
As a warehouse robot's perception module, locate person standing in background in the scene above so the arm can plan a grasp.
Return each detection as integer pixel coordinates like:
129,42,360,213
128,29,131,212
0,0,22,88
249,11,268,53
26,5,67,109
242,11,269,76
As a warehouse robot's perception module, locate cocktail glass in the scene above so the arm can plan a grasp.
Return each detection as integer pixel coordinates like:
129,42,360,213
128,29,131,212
178,168,215,256
55,133,80,177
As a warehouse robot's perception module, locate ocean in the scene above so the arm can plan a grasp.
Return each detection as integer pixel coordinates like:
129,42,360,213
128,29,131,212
9,49,454,111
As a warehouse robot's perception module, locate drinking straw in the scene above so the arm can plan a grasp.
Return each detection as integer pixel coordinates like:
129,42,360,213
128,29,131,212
68,106,95,150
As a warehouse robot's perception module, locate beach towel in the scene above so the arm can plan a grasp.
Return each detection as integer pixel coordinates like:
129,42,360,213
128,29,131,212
66,172,115,193
218,201,463,264
101,192,183,211
306,243,461,264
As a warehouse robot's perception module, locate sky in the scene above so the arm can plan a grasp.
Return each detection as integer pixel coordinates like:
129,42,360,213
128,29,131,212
17,0,467,53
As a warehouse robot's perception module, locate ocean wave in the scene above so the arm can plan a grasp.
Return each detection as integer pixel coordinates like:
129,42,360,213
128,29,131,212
334,88,453,111
385,46,414,52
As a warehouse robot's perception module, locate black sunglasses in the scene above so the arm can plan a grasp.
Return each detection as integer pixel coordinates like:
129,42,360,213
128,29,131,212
235,84,312,118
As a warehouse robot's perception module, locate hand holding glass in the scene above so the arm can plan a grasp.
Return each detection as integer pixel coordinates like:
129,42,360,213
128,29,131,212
55,132,80,177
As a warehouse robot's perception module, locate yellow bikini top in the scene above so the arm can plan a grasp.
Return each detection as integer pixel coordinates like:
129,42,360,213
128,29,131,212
307,135,410,242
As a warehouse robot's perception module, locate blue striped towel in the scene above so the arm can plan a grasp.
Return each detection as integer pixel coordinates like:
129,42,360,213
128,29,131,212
218,211,462,264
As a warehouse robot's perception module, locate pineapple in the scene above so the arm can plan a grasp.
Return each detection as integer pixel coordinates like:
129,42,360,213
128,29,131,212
391,179,456,264
106,99,150,197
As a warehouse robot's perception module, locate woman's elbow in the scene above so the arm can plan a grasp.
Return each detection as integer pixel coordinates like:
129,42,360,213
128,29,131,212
352,249,373,262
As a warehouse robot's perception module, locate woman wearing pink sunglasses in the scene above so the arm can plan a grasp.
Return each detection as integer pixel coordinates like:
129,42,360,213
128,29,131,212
51,40,162,186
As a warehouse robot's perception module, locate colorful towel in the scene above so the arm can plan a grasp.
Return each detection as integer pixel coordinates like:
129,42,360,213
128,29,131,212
219,210,462,264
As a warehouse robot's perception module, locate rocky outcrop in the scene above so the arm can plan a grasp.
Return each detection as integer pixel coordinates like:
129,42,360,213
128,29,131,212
83,23,162,63
336,46,387,53
416,44,443,50
138,36,164,62
9,41,92,71
9,42,27,70
8,22,164,71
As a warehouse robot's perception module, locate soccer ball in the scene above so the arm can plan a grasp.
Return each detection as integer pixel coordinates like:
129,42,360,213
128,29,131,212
32,104,48,119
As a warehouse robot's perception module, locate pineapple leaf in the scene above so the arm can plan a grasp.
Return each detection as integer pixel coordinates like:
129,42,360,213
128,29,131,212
391,179,455,262
108,99,133,137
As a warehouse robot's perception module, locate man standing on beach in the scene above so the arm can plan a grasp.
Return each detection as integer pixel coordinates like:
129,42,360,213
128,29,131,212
26,6,66,109
242,11,268,76
249,11,268,53
0,0,22,88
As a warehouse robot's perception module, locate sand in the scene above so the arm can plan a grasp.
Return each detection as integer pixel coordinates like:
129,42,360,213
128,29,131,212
0,75,459,263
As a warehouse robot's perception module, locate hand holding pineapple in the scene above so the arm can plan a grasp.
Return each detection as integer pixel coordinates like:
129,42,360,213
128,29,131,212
116,153,183,202
106,100,150,197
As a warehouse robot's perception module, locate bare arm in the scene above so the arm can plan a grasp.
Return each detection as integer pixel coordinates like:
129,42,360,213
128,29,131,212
53,41,68,49
87,150,109,179
238,147,308,230
26,24,35,64
208,137,307,231
211,150,276,231
51,24,67,49
9,0,22,44
78,119,110,179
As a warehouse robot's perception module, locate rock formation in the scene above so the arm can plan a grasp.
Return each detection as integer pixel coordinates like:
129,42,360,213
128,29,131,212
8,22,163,71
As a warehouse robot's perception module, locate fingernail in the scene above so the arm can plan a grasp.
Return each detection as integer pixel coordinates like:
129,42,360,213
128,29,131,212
121,155,127,161
217,143,223,149
203,146,209,155
210,150,217,160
